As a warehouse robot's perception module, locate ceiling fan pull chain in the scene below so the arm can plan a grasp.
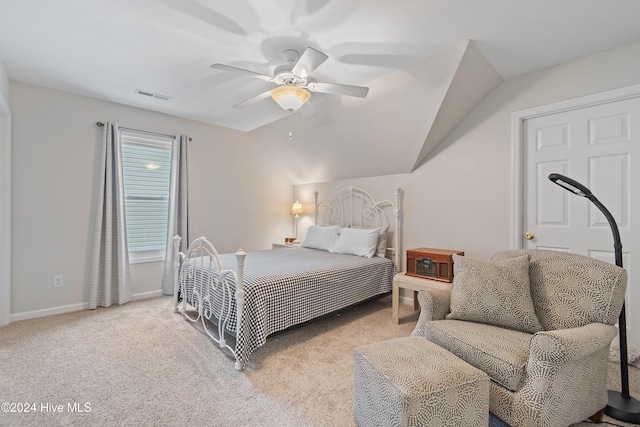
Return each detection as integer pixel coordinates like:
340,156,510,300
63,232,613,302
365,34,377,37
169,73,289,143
289,112,293,141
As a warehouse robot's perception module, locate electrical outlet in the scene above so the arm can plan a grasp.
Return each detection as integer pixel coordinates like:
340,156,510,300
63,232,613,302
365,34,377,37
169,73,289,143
53,275,63,288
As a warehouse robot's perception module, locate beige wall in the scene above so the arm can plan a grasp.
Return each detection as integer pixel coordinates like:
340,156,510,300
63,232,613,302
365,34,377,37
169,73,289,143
294,40,640,263
9,83,294,317
0,59,11,325
0,59,9,103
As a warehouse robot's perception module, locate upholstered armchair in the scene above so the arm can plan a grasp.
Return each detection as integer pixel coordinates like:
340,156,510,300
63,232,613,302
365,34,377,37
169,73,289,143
412,249,627,427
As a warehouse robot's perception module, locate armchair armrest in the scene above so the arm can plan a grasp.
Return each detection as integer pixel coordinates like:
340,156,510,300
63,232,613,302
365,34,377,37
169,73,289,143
515,323,617,422
529,323,617,365
411,288,451,338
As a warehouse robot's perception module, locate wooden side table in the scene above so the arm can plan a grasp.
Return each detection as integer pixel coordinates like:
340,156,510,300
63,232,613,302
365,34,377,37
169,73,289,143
392,272,451,324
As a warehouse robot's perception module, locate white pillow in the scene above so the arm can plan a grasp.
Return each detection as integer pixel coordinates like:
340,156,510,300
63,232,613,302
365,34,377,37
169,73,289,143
376,230,388,257
301,225,341,251
348,226,388,257
331,227,380,258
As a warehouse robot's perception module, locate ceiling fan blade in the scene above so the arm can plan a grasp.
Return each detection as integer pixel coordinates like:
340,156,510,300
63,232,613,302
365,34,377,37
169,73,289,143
299,98,317,118
210,63,274,82
291,47,328,78
232,90,273,109
307,81,369,98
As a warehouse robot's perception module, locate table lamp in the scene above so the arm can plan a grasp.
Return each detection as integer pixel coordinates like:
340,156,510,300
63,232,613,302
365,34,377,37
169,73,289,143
290,201,304,244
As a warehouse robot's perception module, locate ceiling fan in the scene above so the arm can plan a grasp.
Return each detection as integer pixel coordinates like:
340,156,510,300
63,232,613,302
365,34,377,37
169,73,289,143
210,47,369,112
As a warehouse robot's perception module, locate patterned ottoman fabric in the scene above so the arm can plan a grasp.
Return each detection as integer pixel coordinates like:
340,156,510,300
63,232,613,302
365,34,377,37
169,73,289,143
354,336,490,427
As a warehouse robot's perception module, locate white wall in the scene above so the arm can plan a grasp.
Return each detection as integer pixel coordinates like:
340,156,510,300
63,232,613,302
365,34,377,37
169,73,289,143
0,60,9,100
9,82,294,318
0,59,11,325
294,40,640,262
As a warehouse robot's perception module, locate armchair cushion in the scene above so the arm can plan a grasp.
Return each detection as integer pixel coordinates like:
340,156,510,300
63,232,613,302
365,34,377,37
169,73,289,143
425,320,532,392
446,255,543,334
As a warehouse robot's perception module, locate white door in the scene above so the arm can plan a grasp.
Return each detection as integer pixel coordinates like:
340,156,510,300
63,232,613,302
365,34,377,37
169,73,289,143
522,95,640,348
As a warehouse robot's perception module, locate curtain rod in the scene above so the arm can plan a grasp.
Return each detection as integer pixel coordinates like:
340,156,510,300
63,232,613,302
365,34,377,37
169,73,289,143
96,122,192,141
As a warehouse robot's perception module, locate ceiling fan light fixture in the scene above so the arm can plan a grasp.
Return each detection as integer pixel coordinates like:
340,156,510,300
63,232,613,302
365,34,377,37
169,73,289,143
270,86,310,111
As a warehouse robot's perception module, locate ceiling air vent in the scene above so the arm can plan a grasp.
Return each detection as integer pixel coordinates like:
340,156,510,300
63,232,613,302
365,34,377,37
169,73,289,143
135,89,172,101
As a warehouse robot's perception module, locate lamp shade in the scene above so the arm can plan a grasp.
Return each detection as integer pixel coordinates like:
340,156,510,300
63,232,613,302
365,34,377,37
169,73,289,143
271,86,310,111
290,200,304,215
548,173,592,197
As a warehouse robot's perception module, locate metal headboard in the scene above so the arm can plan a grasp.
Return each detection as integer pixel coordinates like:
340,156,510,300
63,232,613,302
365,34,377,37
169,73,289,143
313,186,403,271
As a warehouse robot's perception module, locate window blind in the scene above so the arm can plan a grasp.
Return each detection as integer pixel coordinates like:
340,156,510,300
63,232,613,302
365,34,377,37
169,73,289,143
121,136,172,255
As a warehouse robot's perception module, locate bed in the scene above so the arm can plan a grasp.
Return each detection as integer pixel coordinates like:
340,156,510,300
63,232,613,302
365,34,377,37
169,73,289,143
172,186,403,370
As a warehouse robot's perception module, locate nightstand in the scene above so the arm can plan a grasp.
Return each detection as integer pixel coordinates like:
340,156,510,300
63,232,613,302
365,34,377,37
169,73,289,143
272,242,300,249
392,272,451,324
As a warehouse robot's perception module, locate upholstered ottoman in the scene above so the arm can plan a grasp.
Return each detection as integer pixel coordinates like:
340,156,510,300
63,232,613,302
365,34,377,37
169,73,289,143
353,336,489,427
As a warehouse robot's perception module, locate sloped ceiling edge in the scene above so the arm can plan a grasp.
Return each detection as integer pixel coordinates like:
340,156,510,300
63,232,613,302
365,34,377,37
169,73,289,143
412,40,503,171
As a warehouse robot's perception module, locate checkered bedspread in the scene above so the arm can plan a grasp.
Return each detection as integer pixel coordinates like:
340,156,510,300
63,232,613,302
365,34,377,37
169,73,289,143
181,247,395,366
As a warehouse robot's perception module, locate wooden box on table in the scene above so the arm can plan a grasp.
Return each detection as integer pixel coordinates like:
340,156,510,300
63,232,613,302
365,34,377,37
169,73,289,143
406,248,464,283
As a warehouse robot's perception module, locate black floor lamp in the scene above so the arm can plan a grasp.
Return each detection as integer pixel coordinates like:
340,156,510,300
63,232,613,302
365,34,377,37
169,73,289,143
548,173,640,423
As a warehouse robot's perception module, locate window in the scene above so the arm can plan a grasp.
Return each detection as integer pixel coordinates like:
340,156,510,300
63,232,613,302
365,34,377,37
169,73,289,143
121,130,173,263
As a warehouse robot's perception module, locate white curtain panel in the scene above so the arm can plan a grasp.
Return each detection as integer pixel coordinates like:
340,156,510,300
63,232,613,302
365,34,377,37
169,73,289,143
89,122,132,309
162,135,190,295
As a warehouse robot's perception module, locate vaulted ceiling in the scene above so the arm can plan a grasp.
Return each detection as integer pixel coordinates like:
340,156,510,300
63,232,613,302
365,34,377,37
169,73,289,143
250,39,502,181
2,0,640,131
2,1,640,180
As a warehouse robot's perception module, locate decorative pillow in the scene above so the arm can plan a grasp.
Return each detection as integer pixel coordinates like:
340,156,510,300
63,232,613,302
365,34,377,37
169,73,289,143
331,227,380,258
446,254,543,334
301,225,340,251
375,230,388,257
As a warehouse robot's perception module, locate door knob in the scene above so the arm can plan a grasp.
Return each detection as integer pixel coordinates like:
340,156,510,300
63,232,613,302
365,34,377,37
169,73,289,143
524,232,535,240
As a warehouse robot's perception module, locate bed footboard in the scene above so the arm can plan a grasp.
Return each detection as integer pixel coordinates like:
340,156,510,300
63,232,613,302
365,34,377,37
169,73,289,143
233,248,246,370
172,235,247,370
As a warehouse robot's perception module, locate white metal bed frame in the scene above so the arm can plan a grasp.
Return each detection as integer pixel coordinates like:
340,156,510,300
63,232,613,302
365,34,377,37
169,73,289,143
172,186,403,370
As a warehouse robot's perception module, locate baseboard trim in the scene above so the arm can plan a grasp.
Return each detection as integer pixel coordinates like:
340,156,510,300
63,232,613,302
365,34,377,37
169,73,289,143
9,290,165,323
132,289,164,301
399,294,414,306
6,289,401,324
10,302,90,323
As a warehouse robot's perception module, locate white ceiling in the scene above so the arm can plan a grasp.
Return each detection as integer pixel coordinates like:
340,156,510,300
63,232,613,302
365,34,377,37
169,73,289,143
2,0,640,132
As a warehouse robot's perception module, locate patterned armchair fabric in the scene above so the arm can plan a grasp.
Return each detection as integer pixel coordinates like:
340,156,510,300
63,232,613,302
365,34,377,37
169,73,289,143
411,249,627,427
490,250,626,330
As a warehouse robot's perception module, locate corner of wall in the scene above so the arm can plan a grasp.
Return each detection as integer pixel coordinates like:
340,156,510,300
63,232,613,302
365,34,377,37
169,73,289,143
0,59,11,325
412,40,503,171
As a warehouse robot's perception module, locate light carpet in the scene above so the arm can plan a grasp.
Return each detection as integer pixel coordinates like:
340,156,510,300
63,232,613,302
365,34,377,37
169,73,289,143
0,295,638,426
